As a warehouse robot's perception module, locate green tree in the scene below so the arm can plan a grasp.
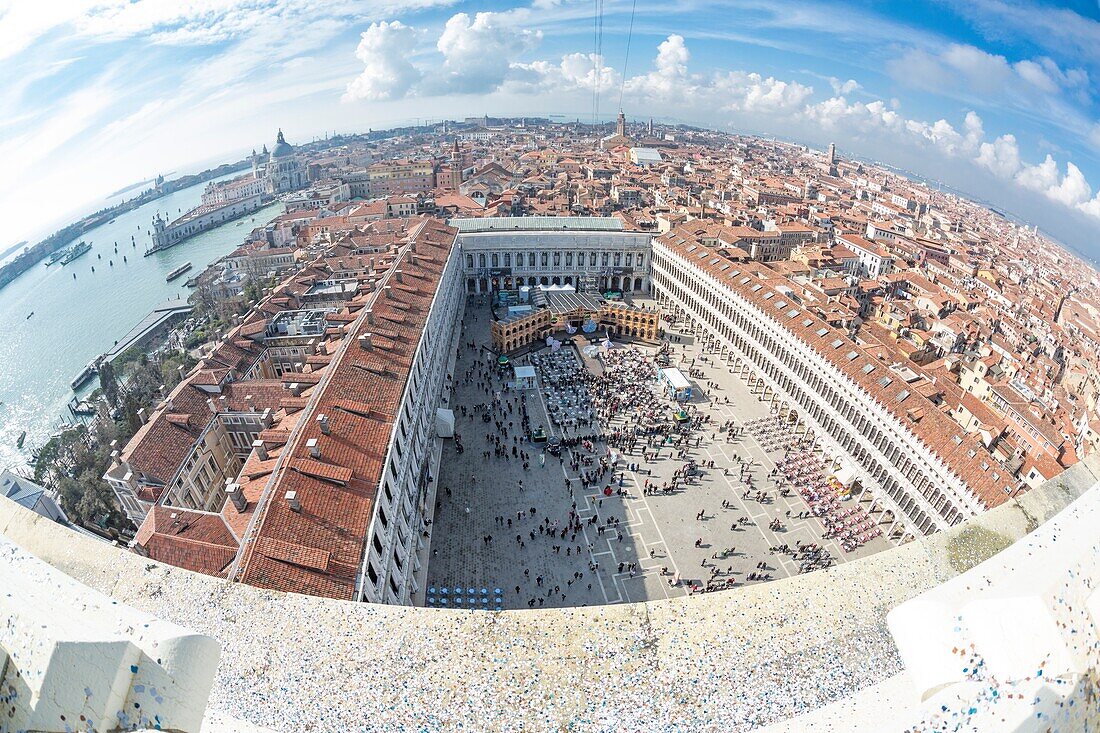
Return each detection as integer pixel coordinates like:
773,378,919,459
98,359,120,408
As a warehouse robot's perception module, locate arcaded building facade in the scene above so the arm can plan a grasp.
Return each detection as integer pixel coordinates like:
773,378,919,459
454,216,653,294
650,227,1016,541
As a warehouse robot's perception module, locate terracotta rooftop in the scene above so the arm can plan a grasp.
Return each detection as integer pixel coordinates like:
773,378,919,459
234,218,457,599
657,226,1018,511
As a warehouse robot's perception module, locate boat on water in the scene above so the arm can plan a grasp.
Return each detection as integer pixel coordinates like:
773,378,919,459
25,311,33,319
45,248,68,266
16,431,26,448
60,240,92,265
166,262,193,282
70,361,99,391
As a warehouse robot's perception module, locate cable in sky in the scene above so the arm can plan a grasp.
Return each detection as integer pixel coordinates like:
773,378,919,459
592,0,605,127
617,0,637,113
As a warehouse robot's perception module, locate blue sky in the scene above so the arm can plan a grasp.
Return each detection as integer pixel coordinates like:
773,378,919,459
1,0,1098,254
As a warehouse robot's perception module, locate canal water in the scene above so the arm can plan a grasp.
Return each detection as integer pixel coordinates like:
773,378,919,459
0,175,283,471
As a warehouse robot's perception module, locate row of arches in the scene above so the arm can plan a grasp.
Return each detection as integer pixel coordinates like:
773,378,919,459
466,275,646,293
652,256,949,543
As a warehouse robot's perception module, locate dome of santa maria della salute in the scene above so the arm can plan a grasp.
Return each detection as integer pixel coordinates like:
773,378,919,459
270,128,293,158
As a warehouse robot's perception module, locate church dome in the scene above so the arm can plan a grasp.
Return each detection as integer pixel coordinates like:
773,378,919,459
270,129,294,159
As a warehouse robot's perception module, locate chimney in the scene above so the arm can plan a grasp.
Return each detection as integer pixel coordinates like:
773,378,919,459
166,399,175,412
219,395,228,410
177,365,186,379
317,414,331,435
410,253,418,266
285,491,301,512
290,382,302,396
359,333,373,350
395,270,403,284
245,394,255,412
261,408,273,428
252,439,268,461
383,285,393,299
137,407,149,424
367,311,375,324
227,483,247,512
207,398,217,413
159,384,168,398
307,438,320,459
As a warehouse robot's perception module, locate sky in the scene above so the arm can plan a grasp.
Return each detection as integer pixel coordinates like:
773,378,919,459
1,0,1099,256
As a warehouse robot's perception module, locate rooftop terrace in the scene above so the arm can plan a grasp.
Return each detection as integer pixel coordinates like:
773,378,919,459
2,450,1098,732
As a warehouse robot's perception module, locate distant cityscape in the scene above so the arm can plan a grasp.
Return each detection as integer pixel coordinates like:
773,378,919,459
0,113,1078,610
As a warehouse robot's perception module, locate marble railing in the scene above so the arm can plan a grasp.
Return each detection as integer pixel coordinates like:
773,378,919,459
2,453,1098,732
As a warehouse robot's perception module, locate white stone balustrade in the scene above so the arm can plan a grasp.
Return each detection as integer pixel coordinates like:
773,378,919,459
887,483,1100,732
0,537,220,733
1,454,1099,732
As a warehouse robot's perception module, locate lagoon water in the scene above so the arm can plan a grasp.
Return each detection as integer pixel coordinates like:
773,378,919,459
0,175,282,471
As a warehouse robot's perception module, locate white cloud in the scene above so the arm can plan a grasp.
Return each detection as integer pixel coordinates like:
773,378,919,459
975,134,1022,178
624,34,693,100
343,21,422,101
715,71,813,113
1015,157,1091,207
829,77,860,95
508,52,619,94
890,43,1089,102
430,11,541,94
1079,193,1100,219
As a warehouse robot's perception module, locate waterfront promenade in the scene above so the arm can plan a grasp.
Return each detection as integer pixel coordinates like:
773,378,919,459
0,177,281,472
103,299,193,363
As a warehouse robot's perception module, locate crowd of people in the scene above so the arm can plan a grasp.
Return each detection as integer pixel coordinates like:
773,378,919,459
428,297,886,609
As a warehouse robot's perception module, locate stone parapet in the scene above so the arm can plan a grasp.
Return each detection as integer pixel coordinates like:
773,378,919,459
1,452,1097,732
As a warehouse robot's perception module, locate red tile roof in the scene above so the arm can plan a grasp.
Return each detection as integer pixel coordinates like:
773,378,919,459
233,218,457,599
656,226,1018,511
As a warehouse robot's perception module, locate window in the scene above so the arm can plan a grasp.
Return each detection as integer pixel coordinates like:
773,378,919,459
625,253,633,266
861,363,875,374
541,252,548,266
373,534,383,554
478,253,486,268
491,253,499,267
565,252,573,266
367,563,379,585
528,252,536,266
553,251,561,266
590,252,597,266
466,254,473,268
